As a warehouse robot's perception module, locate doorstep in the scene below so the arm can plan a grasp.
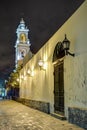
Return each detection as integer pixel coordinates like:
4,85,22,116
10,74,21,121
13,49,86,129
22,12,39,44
51,113,66,120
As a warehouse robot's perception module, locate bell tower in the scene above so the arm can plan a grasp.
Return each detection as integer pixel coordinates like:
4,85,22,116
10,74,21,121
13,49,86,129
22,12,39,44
15,18,31,67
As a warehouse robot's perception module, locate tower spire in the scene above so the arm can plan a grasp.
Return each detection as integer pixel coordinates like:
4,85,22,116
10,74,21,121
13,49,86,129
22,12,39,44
15,18,31,67
20,18,25,24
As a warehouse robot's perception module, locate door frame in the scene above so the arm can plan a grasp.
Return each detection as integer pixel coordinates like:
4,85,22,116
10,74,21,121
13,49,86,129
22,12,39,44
54,60,64,115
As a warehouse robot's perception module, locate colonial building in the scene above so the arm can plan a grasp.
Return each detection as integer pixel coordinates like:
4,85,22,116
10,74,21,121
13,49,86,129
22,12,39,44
15,18,32,67
15,1,87,129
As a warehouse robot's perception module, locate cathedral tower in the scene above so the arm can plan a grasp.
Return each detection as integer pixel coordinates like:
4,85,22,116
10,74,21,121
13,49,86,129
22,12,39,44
15,18,31,67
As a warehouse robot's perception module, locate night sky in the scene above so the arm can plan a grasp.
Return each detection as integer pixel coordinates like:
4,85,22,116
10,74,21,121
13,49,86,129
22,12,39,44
0,0,85,79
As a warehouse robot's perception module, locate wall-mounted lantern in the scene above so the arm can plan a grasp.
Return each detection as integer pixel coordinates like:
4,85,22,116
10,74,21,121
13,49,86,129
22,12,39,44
21,75,24,79
38,59,47,70
27,68,34,77
20,75,27,80
24,76,27,80
17,78,19,82
62,34,75,57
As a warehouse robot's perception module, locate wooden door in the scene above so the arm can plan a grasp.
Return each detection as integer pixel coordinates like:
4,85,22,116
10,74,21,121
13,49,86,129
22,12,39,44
54,61,64,114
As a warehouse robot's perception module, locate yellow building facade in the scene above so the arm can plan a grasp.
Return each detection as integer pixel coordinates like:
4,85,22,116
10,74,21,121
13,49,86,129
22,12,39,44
18,1,87,128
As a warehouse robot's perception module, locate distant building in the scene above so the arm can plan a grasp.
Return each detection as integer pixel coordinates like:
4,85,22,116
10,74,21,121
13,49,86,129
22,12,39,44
15,18,33,68
0,79,5,99
15,1,87,129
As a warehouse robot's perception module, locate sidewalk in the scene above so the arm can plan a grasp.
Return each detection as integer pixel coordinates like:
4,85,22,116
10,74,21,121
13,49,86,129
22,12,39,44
0,100,84,130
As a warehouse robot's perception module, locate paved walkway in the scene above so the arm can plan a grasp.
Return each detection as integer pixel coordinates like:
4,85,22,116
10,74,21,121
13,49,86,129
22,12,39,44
0,100,84,130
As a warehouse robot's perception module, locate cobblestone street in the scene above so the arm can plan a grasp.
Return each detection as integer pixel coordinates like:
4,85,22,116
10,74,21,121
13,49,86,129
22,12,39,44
0,100,84,130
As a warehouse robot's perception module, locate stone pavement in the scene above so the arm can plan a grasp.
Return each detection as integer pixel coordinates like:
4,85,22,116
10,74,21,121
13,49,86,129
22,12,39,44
0,100,84,130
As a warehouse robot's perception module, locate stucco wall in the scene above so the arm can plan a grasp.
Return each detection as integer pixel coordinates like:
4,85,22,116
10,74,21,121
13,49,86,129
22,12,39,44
19,1,87,118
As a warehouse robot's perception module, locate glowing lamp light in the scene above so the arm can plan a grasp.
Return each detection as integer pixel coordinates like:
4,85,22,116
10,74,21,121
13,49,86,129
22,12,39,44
21,75,24,79
38,60,44,67
17,78,19,82
43,62,47,70
24,76,27,80
27,69,31,75
30,71,34,77
27,69,34,77
38,60,47,70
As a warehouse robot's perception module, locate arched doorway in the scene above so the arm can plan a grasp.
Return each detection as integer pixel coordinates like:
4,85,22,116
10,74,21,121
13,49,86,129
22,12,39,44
54,61,64,114
53,42,65,115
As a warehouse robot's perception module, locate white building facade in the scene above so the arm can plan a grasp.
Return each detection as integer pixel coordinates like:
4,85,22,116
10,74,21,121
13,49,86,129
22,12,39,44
15,18,31,67
18,1,87,129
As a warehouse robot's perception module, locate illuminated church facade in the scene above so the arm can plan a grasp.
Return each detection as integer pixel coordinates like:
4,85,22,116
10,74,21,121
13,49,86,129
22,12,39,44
15,1,87,129
15,18,32,67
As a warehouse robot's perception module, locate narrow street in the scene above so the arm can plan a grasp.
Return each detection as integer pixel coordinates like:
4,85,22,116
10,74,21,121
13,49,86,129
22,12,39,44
0,100,84,130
